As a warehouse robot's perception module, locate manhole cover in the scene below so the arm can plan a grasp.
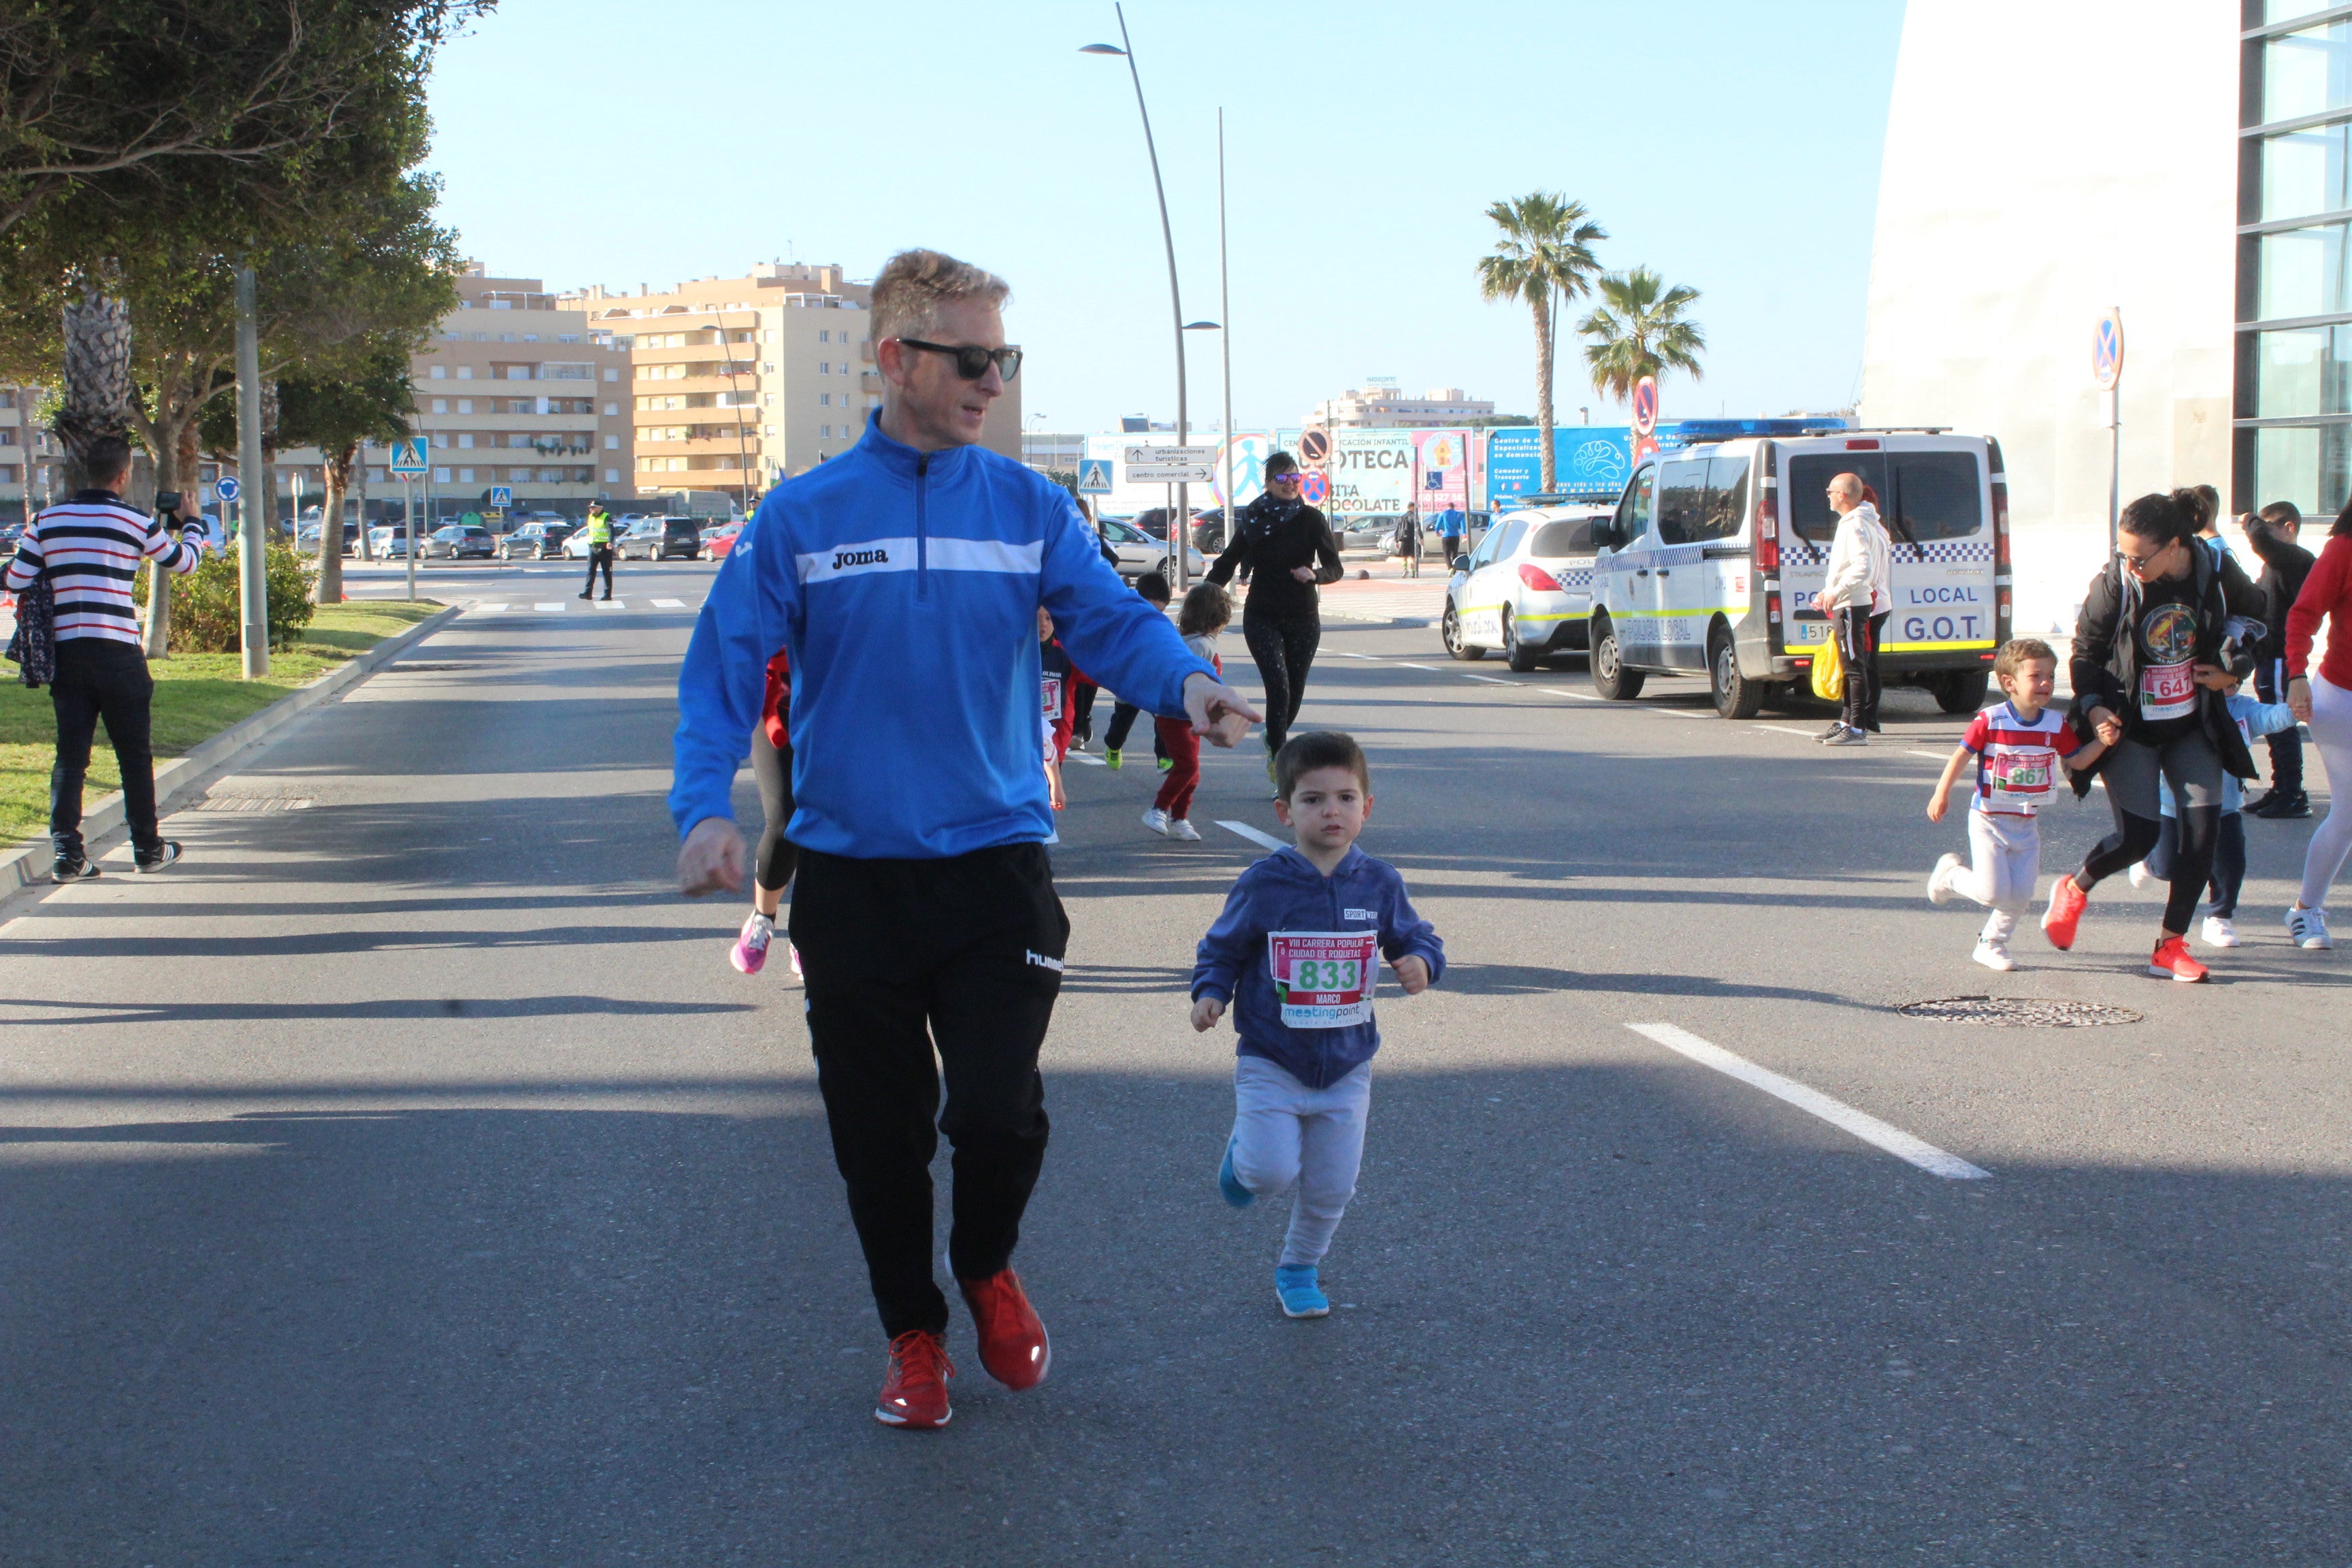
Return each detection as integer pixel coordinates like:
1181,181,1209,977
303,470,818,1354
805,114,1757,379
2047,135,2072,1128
1897,996,2142,1028
193,796,313,813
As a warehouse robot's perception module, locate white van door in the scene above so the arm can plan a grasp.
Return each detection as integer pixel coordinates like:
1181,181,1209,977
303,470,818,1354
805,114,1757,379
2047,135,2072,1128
1597,466,1661,659
1652,453,1754,668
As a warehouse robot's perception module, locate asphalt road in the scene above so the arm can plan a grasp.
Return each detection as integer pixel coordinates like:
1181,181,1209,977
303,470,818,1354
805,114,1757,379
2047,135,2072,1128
1,557,2346,1565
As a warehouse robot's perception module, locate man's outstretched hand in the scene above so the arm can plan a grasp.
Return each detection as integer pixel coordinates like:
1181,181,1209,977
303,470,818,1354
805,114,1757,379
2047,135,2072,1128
677,817,746,897
1183,672,1261,749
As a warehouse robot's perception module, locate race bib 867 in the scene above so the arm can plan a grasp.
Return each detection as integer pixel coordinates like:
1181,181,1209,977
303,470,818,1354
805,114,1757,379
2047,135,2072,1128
1270,930,1379,1029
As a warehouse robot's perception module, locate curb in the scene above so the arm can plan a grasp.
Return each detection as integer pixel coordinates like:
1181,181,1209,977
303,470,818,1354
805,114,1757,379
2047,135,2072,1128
0,602,461,895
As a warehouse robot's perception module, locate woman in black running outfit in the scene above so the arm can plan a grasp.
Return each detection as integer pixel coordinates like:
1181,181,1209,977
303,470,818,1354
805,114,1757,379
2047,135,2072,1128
1207,451,1344,777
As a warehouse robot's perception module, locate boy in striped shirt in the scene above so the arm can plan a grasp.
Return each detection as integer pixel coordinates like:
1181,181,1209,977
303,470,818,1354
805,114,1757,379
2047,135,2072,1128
1925,638,2112,970
5,436,207,880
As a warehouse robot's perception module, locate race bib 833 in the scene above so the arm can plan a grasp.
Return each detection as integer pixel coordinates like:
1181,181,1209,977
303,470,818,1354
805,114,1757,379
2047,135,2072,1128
1270,930,1379,1029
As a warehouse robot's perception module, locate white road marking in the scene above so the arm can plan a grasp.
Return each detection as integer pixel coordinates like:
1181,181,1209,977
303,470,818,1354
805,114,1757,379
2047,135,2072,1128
471,603,508,613
1758,725,1825,740
532,602,564,612
1217,819,1287,852
1906,749,1950,761
1068,752,1106,767
651,597,685,608
1548,688,1604,701
1463,674,1514,685
1334,651,1379,659
1624,1022,1991,1181
1400,663,1439,672
591,600,625,609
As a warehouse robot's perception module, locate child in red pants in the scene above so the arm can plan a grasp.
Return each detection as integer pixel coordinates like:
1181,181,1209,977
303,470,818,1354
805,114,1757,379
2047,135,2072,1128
1145,584,1232,842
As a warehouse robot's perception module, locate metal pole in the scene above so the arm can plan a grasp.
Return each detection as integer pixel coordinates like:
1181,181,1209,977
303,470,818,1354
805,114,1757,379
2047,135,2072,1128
233,264,270,677
2106,391,2121,556
1218,107,1235,555
406,476,417,600
1113,3,1187,593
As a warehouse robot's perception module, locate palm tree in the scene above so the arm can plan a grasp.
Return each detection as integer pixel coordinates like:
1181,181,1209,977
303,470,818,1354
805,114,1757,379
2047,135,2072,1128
1477,193,1605,491
1580,267,1707,406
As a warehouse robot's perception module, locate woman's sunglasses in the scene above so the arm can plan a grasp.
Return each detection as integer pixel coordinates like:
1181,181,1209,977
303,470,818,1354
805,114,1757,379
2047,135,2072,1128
897,339,1023,382
1267,469,1301,485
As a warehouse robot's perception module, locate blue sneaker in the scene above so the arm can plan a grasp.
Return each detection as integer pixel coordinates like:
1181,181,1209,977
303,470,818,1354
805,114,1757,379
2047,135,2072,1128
1218,1137,1254,1209
1275,1264,1329,1318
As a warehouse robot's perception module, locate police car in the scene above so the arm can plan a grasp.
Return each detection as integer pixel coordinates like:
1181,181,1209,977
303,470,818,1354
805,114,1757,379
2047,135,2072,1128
1586,424,2010,718
1439,498,1613,670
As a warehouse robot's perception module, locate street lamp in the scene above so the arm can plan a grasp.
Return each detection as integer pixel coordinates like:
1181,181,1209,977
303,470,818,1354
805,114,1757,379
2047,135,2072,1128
1083,6,1195,589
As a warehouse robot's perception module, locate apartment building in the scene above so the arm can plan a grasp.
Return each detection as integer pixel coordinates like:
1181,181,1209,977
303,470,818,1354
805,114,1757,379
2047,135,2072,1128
0,387,51,523
1308,382,1495,430
562,261,1023,508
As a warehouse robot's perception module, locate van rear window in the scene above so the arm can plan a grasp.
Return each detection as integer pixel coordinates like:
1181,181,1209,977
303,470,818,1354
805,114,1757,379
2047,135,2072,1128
1787,451,1983,553
1529,517,1599,555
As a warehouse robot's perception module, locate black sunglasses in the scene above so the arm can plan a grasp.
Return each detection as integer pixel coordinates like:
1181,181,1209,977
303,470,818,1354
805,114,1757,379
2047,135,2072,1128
897,339,1022,382
1267,468,1301,483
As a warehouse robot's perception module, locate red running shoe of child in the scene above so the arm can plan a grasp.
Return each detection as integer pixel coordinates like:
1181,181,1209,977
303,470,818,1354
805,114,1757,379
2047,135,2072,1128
2147,934,2209,983
873,1330,953,1429
959,1267,1051,1390
2041,876,2088,950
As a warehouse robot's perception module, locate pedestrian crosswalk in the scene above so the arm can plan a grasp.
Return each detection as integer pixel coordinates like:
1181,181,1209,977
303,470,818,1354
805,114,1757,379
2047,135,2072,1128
452,596,702,615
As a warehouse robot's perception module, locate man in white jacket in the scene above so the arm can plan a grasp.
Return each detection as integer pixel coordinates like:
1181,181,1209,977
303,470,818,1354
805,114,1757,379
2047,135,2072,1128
1811,472,1892,745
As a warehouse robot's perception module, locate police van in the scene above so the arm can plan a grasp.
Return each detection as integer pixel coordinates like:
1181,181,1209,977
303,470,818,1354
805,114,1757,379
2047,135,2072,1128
1586,424,2012,719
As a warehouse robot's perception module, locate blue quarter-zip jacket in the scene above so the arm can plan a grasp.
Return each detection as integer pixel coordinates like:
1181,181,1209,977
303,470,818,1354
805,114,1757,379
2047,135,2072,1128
1191,844,1446,1089
670,411,1214,857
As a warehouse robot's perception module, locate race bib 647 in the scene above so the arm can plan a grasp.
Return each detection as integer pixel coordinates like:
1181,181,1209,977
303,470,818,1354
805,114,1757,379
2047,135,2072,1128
1270,930,1379,1029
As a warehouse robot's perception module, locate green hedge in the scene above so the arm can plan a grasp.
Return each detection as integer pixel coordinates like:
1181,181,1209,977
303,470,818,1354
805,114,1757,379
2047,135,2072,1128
131,544,316,653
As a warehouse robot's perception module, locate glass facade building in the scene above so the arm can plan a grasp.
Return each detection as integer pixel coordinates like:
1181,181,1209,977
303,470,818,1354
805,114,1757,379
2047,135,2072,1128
2239,3,2352,516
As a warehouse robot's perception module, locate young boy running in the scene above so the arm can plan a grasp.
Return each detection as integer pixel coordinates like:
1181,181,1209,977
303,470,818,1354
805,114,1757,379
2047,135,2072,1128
1190,731,1445,1318
1926,638,2111,970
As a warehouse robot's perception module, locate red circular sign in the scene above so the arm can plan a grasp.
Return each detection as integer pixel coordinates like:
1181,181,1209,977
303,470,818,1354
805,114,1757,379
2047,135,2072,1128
1298,470,1330,506
1299,427,1331,466
1631,378,1658,437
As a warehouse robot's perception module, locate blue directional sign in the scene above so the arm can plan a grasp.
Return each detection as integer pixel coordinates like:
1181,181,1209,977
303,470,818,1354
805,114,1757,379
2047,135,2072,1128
489,485,514,508
214,475,242,502
1077,458,1113,495
389,437,430,477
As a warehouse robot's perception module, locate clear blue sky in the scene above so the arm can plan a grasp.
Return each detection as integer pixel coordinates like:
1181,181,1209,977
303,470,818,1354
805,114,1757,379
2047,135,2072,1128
423,0,1904,434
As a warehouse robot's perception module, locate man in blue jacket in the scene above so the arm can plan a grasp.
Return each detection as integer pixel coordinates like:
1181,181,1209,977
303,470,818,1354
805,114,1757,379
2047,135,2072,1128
671,248,1258,1431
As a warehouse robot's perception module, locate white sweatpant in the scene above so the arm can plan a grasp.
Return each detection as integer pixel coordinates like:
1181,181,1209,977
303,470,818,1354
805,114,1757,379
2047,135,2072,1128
1950,809,2041,945
1228,1055,1371,1269
2301,671,2352,911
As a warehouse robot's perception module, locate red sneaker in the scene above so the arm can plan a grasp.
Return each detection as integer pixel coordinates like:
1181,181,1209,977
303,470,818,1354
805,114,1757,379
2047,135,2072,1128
2147,934,2209,983
959,1267,1051,1391
874,1330,953,1429
2041,875,2088,950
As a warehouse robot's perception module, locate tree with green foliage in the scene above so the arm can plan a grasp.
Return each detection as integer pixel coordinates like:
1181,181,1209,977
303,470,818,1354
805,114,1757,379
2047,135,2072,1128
274,348,415,604
1476,193,1606,492
1580,267,1708,405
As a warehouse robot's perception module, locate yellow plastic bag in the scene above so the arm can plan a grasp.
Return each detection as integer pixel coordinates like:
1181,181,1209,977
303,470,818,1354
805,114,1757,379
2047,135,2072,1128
1810,627,1845,702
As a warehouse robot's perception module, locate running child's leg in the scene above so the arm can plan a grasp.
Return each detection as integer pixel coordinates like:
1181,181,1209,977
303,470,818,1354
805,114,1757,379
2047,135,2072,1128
2209,811,2247,918
1228,1056,1306,1201
2144,815,2179,882
1154,716,1200,817
1980,815,2039,945
1104,700,1140,753
1947,812,2008,906
1280,1064,1371,1269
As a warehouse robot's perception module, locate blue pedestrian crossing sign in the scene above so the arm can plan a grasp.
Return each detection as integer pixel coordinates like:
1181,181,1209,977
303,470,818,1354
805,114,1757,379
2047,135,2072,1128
1077,458,1113,495
389,436,431,477
489,485,513,508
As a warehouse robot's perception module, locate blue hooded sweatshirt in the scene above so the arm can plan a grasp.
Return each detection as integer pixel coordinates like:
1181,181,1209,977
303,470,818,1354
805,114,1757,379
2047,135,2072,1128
670,411,1213,857
1191,844,1446,1090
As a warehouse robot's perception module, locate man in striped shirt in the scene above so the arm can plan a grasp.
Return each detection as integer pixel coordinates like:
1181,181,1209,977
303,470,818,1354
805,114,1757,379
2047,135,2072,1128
5,435,206,881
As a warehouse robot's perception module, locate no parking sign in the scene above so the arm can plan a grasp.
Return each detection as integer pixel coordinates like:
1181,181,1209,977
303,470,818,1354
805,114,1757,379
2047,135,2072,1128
1298,470,1330,506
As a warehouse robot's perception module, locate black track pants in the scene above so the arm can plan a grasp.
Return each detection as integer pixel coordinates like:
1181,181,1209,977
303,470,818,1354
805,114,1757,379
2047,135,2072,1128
583,546,613,596
2080,732,2225,934
48,638,159,858
749,725,797,894
789,843,1067,1339
1244,610,1321,753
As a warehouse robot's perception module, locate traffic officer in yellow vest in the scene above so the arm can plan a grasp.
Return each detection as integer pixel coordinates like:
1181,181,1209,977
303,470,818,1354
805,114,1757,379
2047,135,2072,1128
578,502,616,601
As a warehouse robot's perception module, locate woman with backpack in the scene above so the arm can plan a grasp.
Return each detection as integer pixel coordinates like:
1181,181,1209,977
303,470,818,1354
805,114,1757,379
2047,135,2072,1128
2040,491,2257,982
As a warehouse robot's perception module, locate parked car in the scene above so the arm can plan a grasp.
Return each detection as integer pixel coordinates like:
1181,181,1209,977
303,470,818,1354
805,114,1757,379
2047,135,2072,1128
498,521,575,560
1585,429,2009,719
626,517,703,561
560,526,604,559
422,523,495,561
1097,514,1205,581
701,522,744,561
365,525,413,561
1441,504,1612,670
295,520,362,556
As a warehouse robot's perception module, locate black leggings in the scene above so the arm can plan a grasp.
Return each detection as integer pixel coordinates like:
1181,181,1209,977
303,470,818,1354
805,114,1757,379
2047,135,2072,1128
2146,811,2247,919
1243,610,1321,753
1102,700,1167,761
2080,733,2225,934
749,723,798,894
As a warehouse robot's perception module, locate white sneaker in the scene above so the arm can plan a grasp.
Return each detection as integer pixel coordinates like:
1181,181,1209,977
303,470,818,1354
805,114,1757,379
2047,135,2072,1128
1167,817,1202,841
1141,806,1173,837
2286,905,2333,950
1972,940,2016,972
1927,852,1961,906
2127,860,2153,889
2199,914,2239,949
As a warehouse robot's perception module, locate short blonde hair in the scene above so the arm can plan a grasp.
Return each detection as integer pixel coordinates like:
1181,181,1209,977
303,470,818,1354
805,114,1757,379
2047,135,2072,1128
870,248,1010,344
